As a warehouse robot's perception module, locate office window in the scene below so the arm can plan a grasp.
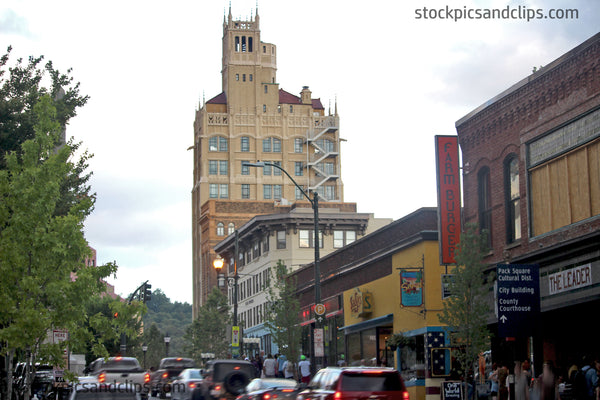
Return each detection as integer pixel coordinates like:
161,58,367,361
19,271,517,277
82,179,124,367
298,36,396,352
241,162,250,175
263,184,272,199
273,161,281,176
263,164,272,176
295,162,303,176
209,137,218,152
241,136,250,152
219,137,228,151
209,184,218,198
273,138,282,152
294,138,303,153
325,185,335,200
295,186,307,200
263,138,271,152
276,230,286,249
478,167,492,248
228,223,235,235
273,184,282,200
334,230,356,248
241,184,250,199
505,155,521,243
209,160,218,175
217,222,225,236
219,160,228,175
262,235,269,253
219,184,228,199
299,230,323,248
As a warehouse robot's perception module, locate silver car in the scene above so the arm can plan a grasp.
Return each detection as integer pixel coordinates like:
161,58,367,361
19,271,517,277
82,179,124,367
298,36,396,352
170,369,203,400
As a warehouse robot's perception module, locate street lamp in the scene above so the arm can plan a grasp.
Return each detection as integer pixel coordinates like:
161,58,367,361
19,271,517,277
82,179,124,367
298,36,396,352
164,333,171,357
213,231,241,357
243,161,323,369
142,343,148,369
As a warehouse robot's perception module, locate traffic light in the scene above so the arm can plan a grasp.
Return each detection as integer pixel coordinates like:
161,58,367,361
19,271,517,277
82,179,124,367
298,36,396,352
143,283,152,303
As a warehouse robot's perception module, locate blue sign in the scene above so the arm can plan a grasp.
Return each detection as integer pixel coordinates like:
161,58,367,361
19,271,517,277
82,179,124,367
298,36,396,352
496,264,540,338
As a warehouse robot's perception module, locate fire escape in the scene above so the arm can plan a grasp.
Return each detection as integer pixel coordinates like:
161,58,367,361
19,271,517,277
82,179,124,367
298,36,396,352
306,119,340,200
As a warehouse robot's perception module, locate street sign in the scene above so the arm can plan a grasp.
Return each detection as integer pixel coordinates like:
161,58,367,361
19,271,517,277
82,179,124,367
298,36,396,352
314,303,326,316
314,328,324,357
496,264,540,338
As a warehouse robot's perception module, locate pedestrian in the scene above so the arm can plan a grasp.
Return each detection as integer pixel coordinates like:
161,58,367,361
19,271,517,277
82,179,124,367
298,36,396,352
277,354,287,378
539,361,558,400
282,359,296,380
251,355,261,378
337,354,346,367
490,363,499,400
498,363,509,400
514,360,531,400
263,354,277,378
298,355,311,384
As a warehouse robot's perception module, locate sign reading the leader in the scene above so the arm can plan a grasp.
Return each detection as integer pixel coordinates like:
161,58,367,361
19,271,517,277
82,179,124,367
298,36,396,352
496,264,540,338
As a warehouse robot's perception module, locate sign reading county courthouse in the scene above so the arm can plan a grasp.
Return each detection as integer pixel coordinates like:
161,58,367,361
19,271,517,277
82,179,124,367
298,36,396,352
496,264,540,338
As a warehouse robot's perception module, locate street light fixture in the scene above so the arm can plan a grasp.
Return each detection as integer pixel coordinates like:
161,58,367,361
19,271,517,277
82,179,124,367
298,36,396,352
164,333,171,357
213,231,241,357
142,343,148,369
243,161,323,369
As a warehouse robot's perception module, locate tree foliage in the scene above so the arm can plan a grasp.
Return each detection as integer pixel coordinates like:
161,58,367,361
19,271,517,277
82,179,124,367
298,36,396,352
183,287,231,364
0,95,132,399
264,260,302,366
438,223,492,382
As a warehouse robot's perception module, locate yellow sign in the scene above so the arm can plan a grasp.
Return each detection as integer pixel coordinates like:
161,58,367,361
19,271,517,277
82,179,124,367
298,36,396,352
349,289,373,318
232,326,240,347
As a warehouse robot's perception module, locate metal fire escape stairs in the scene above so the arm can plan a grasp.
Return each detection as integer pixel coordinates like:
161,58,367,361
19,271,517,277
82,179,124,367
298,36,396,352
306,126,340,198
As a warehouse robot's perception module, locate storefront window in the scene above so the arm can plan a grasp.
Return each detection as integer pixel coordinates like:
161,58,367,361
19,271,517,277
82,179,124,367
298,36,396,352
399,334,426,380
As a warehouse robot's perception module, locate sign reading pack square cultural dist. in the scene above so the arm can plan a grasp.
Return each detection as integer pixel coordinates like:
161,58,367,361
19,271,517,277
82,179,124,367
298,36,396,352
496,264,540,338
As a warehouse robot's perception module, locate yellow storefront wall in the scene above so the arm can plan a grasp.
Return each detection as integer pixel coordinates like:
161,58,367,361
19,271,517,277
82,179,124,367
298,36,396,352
342,240,449,400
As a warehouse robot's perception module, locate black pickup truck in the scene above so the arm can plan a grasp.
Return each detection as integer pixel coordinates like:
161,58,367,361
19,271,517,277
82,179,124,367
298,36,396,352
150,357,196,398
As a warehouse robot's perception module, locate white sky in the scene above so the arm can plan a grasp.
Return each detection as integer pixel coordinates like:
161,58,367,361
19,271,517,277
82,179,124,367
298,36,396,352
2,0,598,304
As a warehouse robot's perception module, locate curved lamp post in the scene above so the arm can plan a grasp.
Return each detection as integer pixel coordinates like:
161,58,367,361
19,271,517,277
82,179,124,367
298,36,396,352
243,161,322,370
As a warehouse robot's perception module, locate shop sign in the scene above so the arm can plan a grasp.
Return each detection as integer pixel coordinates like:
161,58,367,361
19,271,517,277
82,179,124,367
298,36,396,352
349,289,373,318
548,263,593,295
442,381,463,400
401,270,423,306
435,135,461,265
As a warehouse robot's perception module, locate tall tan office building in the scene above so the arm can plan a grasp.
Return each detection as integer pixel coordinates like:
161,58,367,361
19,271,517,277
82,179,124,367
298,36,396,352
191,8,346,317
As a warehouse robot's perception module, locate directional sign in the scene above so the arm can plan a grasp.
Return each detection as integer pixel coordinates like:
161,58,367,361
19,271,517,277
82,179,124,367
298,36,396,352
496,264,540,338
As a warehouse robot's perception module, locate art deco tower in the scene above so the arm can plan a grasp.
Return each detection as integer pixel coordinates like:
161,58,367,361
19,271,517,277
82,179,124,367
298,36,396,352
191,7,344,317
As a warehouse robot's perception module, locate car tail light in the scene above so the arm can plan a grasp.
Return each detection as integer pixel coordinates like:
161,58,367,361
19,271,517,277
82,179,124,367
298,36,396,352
188,383,196,389
162,372,169,379
402,391,410,400
334,391,342,400
98,373,106,383
263,394,272,400
144,373,151,383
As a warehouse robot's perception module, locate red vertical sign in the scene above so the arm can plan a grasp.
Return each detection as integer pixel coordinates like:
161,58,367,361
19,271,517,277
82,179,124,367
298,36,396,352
435,136,461,265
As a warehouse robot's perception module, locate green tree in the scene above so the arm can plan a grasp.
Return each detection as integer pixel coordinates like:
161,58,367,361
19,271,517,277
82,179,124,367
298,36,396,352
264,260,302,369
0,95,135,399
438,223,492,383
183,287,231,364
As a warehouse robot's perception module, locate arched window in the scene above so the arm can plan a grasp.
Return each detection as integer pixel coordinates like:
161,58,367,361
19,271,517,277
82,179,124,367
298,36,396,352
228,223,235,235
478,167,492,248
216,222,225,236
504,155,521,243
209,136,228,152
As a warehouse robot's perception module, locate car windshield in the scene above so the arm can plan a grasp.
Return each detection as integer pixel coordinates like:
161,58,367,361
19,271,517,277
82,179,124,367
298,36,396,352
187,370,202,379
161,359,195,369
340,372,404,391
102,360,140,371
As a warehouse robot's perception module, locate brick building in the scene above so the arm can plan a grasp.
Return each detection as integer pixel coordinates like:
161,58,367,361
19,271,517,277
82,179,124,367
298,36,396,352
456,32,600,371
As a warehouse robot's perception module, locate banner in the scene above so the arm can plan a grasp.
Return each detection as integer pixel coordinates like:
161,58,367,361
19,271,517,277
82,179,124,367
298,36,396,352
401,270,423,306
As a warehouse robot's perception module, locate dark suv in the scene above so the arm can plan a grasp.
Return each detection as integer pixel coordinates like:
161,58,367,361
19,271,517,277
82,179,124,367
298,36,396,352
296,367,409,400
193,360,256,400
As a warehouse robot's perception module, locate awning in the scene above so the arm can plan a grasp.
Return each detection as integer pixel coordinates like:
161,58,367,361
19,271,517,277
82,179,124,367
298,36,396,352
338,313,394,335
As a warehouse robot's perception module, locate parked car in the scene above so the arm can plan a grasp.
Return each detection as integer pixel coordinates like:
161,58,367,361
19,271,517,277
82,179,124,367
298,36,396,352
170,368,204,400
193,359,256,400
150,357,196,398
236,378,300,400
296,366,409,400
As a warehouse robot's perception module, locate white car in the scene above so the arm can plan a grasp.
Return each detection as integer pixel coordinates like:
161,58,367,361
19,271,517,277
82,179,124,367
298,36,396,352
170,369,203,400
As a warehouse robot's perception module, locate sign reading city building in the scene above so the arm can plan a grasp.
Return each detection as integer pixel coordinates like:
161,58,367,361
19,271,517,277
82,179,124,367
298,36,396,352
496,264,540,338
435,135,461,265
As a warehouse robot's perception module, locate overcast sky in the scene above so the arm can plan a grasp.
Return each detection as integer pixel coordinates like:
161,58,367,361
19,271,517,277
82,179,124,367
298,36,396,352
1,0,598,304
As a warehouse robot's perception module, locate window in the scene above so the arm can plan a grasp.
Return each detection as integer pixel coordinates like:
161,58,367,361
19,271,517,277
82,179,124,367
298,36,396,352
241,137,250,152
478,167,492,248
505,156,521,243
295,186,307,200
209,160,218,175
219,184,229,199
216,222,224,236
263,138,271,152
333,230,356,248
299,230,323,248
262,235,269,253
276,230,286,249
241,184,250,199
290,105,293,113
294,138,303,153
209,184,218,198
242,74,246,82
273,161,281,176
295,162,303,176
228,223,235,235
273,138,282,152
263,104,266,113
219,160,228,175
263,164,272,176
264,85,268,94
273,184,282,199
241,162,250,175
263,185,272,199
210,136,228,152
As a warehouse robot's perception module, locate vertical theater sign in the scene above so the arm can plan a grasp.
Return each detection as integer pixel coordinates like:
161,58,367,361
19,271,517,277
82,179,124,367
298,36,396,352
435,136,461,265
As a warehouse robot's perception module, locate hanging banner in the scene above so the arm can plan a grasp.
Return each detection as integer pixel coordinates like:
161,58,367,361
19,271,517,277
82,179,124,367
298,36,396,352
232,326,240,347
401,270,423,306
435,135,461,265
